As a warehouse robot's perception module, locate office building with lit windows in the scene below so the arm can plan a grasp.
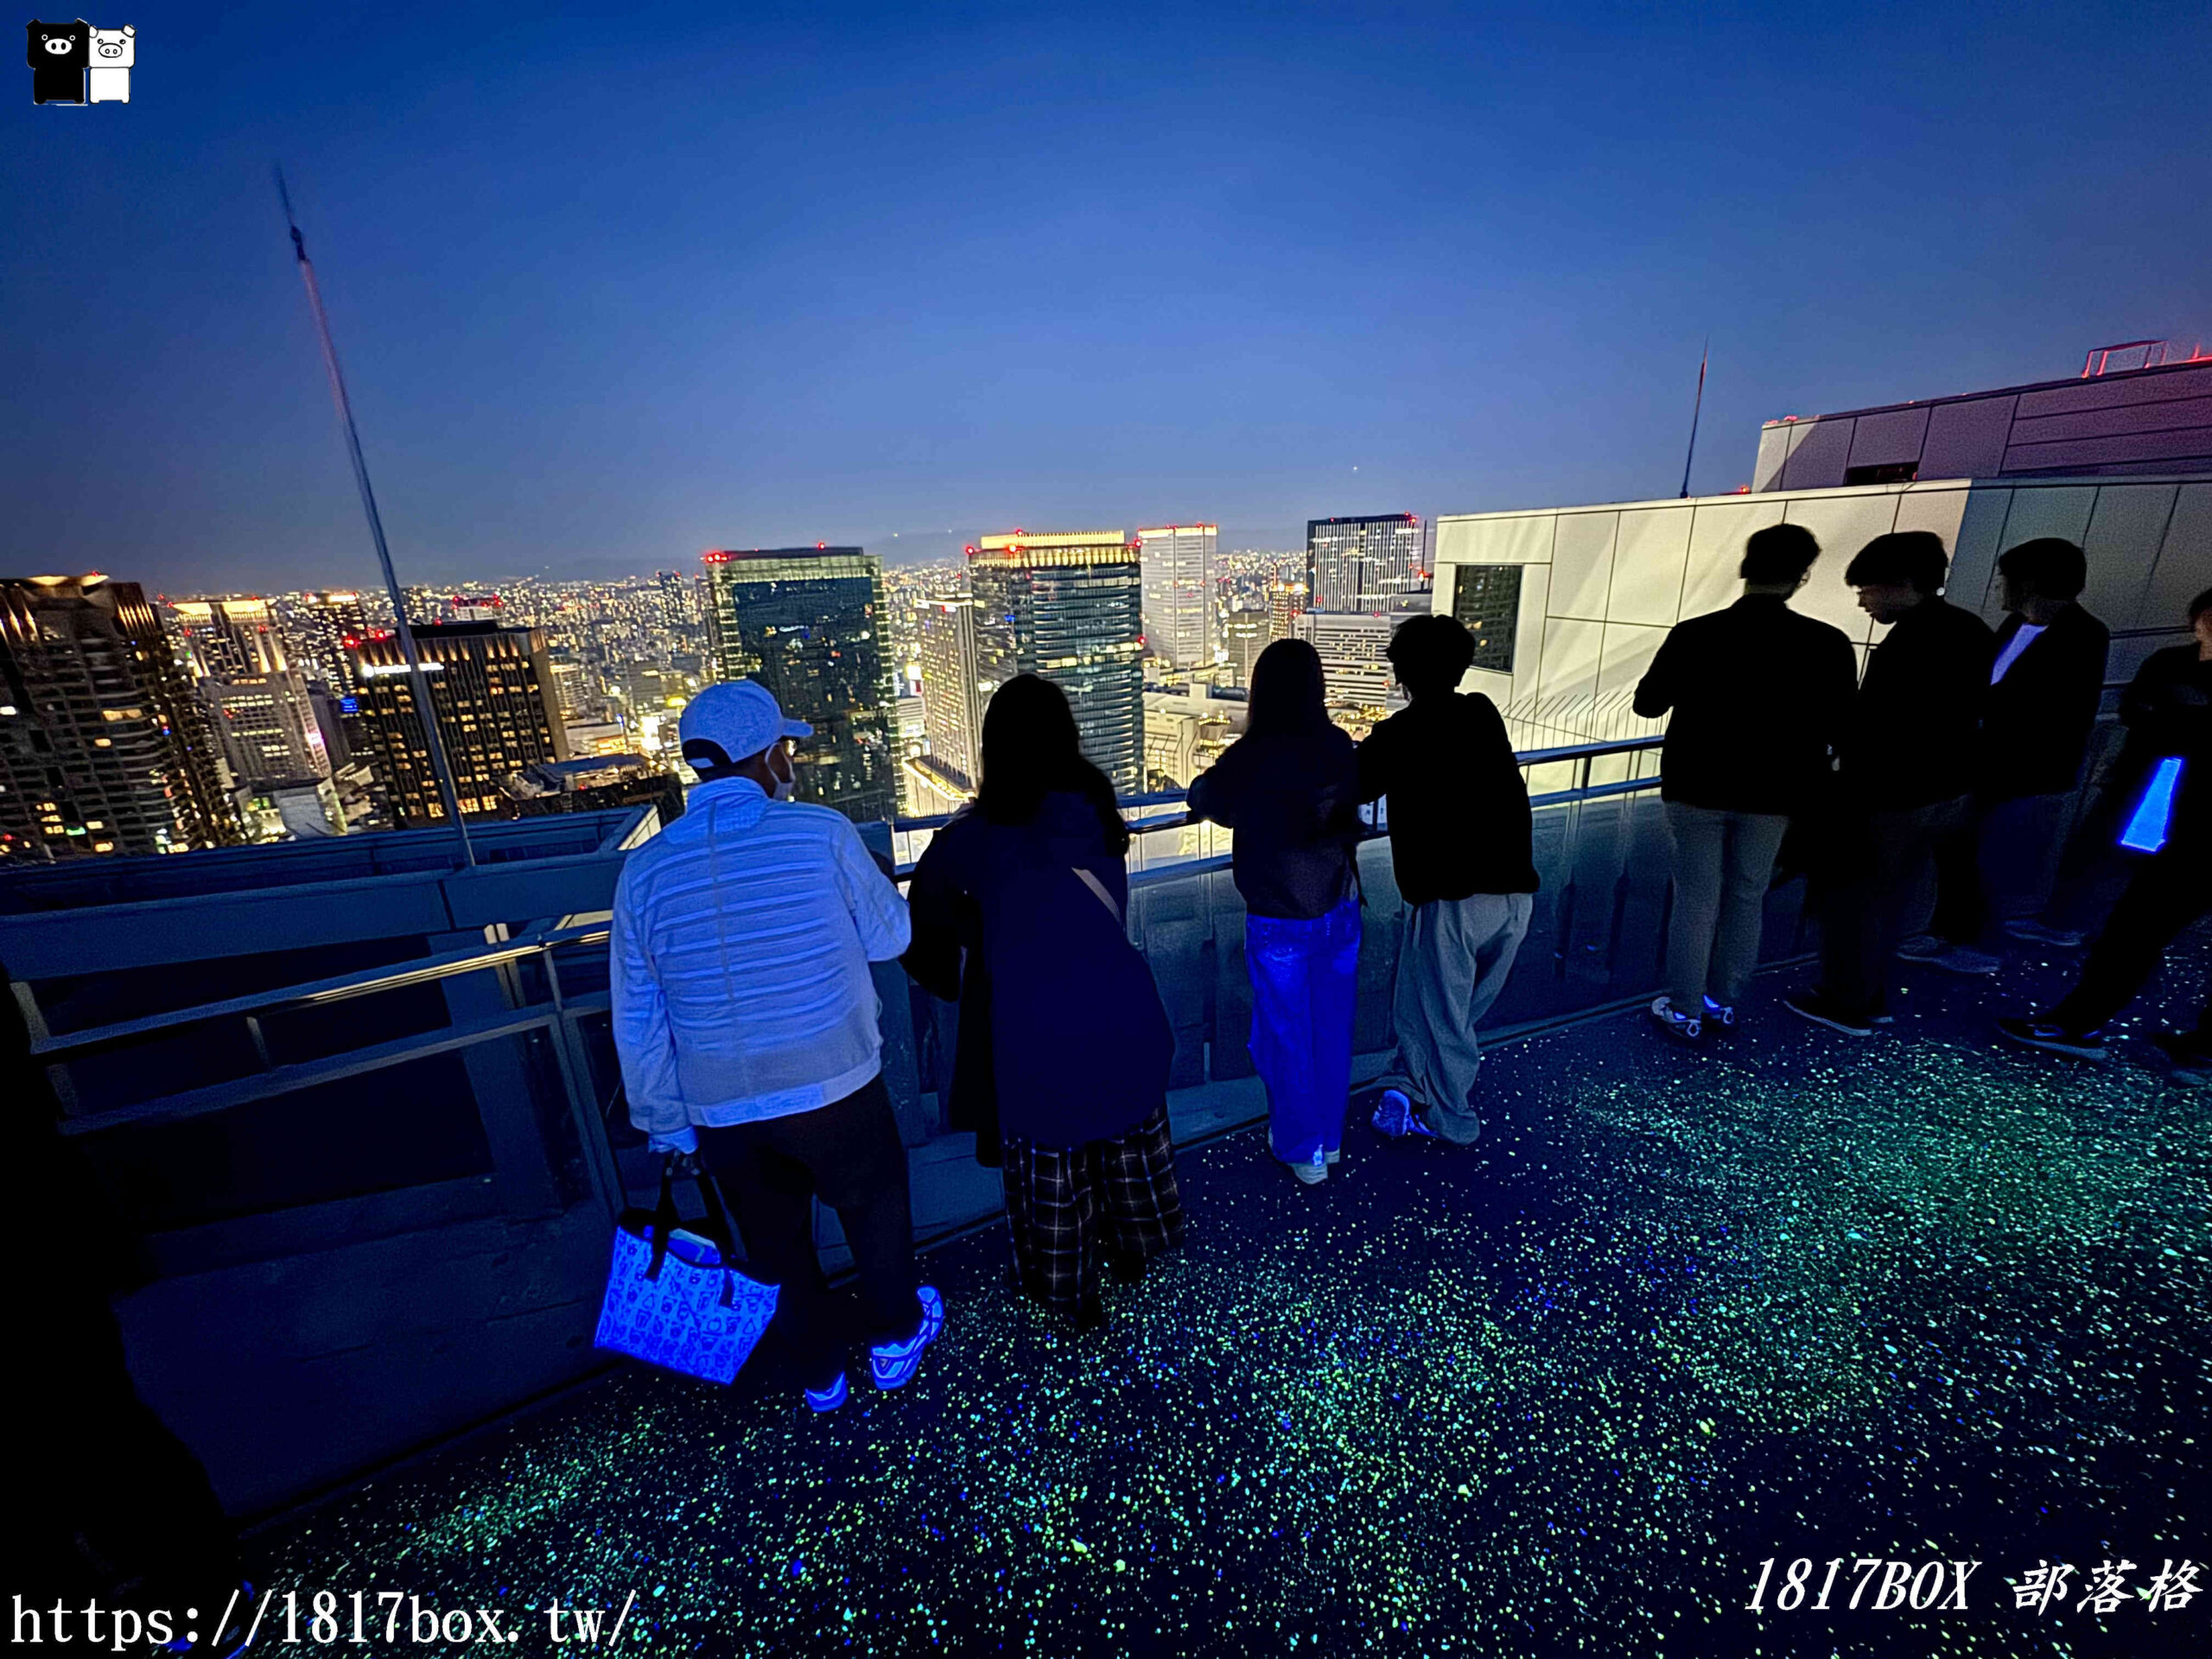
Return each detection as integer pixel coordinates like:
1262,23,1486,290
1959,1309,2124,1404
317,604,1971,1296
353,621,569,827
0,575,239,861
288,591,372,695
968,531,1145,797
915,595,982,795
702,546,899,824
1306,513,1430,614
1138,523,1217,671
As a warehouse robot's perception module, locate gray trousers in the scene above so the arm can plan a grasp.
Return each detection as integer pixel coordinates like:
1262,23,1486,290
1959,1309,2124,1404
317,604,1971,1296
1662,802,1790,1008
1376,891,1533,1146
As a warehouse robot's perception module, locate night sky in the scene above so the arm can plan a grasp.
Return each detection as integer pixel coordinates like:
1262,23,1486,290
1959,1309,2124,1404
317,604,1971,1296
6,2,2209,591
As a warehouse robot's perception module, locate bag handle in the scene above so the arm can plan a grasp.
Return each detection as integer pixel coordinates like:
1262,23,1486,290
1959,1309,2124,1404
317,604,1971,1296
645,1165,747,1307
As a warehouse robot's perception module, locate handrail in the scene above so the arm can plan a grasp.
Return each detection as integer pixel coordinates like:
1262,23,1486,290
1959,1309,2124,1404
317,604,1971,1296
32,734,1668,1071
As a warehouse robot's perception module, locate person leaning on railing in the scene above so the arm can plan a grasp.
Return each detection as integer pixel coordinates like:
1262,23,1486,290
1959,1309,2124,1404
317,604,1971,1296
1632,523,1856,1043
2000,584,2212,1079
1185,638,1364,1186
901,674,1185,1332
1355,613,1538,1148
609,680,945,1414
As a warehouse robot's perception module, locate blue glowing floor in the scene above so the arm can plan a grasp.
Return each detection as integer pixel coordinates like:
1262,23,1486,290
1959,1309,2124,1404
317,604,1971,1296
260,944,2210,1656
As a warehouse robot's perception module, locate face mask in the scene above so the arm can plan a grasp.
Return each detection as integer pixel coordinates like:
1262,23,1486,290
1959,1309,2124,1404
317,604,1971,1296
768,747,798,802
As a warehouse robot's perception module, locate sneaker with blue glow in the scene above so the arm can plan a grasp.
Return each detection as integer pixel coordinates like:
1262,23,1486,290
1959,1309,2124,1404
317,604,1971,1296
804,1372,849,1413
1290,1146,1328,1185
1649,995,1702,1040
1370,1088,1414,1139
869,1285,945,1389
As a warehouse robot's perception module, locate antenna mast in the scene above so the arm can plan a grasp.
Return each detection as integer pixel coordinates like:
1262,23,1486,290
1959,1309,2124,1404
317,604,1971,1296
1678,337,1708,499
276,167,474,868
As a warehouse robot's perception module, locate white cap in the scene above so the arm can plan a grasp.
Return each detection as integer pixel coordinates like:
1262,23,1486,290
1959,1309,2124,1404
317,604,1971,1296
677,680,812,772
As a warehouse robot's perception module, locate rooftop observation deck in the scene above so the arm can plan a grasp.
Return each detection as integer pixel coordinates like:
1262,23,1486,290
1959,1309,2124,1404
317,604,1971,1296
8,737,2206,1656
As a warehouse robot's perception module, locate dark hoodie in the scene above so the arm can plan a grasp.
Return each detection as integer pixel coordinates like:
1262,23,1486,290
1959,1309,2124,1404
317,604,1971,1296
903,790,1175,1149
1186,722,1362,919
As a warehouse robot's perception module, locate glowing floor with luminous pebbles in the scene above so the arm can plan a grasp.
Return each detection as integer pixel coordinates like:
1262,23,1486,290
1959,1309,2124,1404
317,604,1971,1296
259,950,2210,1657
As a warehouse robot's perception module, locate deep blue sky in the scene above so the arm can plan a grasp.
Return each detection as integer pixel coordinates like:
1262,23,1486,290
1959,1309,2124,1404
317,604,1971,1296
6,2,2209,592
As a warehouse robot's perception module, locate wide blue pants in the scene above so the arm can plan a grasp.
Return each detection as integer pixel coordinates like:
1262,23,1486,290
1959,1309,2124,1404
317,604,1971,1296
1244,899,1363,1165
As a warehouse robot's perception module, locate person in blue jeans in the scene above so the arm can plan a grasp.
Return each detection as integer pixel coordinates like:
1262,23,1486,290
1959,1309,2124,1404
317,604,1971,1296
1188,640,1364,1185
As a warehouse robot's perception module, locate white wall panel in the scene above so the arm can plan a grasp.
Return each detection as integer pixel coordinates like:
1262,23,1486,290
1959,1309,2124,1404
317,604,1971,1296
1917,485,2005,613
1607,508,1693,627
1778,492,1904,642
1595,621,1669,707
1548,512,1618,621
2079,485,2181,629
1753,426,1792,491
1538,617,1603,709
1510,561,1552,706
1994,485,2097,564
2139,483,2212,631
1487,513,1556,567
1433,517,1484,567
1680,498,1787,619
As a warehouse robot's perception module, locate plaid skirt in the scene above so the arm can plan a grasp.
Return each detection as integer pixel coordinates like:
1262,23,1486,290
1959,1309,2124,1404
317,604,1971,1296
1001,1104,1184,1316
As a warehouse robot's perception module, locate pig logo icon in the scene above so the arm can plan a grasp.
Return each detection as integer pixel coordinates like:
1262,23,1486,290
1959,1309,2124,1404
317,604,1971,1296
86,22,130,102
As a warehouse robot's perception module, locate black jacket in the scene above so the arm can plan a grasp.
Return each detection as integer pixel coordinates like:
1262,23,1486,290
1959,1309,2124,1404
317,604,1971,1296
2109,644,2212,849
1977,604,2110,799
902,792,1175,1153
1841,597,1995,810
1632,594,1859,816
1185,723,1361,921
1356,691,1537,905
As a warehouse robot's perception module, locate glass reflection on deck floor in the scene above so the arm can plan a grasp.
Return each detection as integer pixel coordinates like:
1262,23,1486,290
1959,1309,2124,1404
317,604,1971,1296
261,947,2210,1656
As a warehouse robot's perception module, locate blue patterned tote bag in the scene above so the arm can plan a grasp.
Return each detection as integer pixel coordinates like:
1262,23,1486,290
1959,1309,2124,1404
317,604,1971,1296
594,1167,779,1383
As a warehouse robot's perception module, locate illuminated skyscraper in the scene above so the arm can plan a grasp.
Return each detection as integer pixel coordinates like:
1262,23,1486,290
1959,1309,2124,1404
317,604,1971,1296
1138,523,1217,671
915,595,982,794
289,591,372,694
1307,514,1429,614
702,547,898,824
173,599,330,785
968,531,1145,798
353,620,569,826
0,575,239,861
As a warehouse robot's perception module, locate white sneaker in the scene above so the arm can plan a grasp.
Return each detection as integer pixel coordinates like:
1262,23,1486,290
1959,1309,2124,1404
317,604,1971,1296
1290,1147,1329,1184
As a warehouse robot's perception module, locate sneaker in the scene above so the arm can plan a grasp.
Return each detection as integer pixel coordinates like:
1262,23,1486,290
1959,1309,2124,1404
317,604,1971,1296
1290,1149,1329,1185
1921,944,2002,977
1325,1147,1342,1166
1649,995,1702,1041
1370,1087,1415,1139
869,1286,945,1389
1996,1016,2107,1062
2150,1031,2212,1084
1783,992,1875,1038
804,1372,849,1413
1701,996,1736,1028
1897,934,1947,962
2005,918,2085,948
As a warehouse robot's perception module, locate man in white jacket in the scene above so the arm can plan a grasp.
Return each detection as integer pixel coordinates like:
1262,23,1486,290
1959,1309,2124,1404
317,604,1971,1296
612,680,942,1411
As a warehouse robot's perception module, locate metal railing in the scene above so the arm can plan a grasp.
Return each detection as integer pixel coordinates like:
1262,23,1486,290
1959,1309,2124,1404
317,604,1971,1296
34,735,1672,1160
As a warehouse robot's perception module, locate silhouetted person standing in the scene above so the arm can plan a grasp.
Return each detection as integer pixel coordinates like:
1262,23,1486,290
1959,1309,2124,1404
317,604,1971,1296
904,675,1184,1328
2001,586,2212,1075
1188,639,1363,1184
1786,531,1993,1037
1357,614,1538,1147
1904,537,2109,975
1634,523,1856,1040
